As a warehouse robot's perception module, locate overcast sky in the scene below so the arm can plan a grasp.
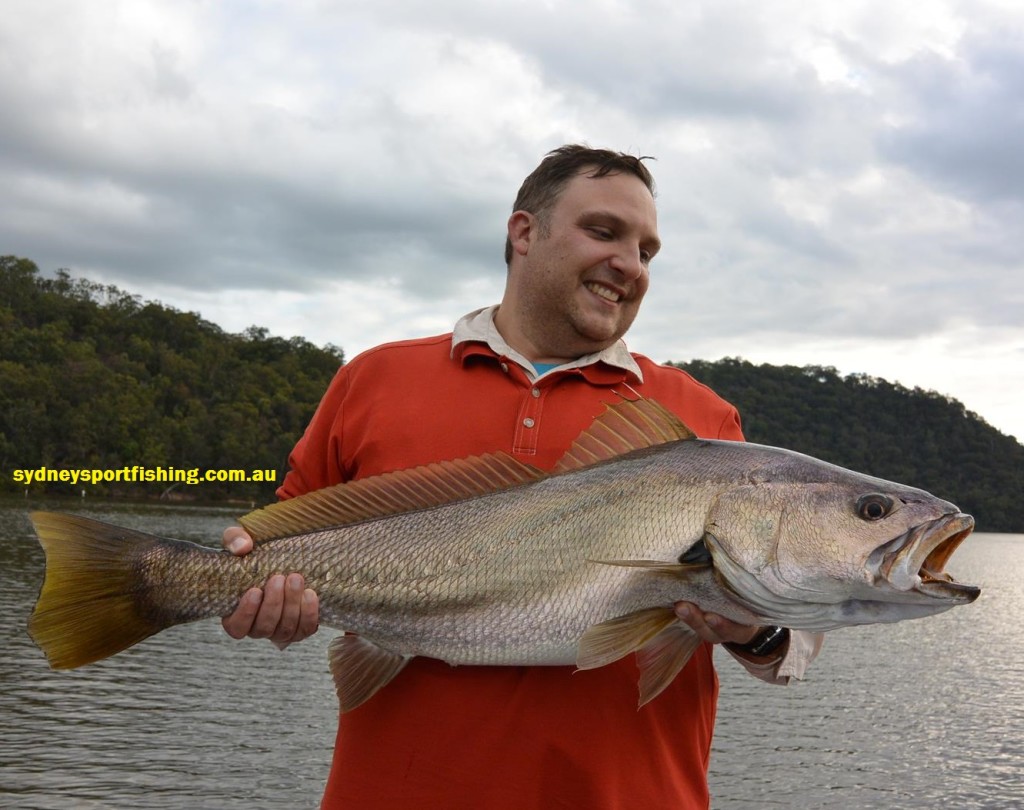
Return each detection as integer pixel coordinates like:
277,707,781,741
2,0,1021,442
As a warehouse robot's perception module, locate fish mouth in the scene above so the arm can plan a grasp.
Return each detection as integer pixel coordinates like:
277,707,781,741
871,513,979,601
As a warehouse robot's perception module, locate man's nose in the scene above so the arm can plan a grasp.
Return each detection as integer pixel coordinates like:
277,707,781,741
608,243,645,280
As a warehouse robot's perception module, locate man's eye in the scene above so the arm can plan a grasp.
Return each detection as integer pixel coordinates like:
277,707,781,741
589,227,613,239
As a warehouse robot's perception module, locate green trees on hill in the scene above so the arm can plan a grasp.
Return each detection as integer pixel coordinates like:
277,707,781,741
1,256,343,500
1,256,1020,531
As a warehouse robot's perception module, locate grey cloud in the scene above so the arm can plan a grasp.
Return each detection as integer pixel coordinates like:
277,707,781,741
0,61,511,296
877,29,1024,204
1,163,505,296
348,0,830,124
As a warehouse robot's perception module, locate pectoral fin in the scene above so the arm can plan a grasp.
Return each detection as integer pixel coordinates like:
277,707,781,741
576,607,678,671
588,559,710,575
327,635,411,713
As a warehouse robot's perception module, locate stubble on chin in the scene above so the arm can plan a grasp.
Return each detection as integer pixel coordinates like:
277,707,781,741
565,298,637,353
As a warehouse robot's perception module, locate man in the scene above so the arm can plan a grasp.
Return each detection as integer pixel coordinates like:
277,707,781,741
222,145,822,808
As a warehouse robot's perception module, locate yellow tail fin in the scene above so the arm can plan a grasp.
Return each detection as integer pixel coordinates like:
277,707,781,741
28,512,171,669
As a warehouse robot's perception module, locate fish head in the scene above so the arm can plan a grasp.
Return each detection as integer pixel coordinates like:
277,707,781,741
700,448,980,630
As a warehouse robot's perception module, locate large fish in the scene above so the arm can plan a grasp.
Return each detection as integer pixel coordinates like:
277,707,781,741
27,399,979,711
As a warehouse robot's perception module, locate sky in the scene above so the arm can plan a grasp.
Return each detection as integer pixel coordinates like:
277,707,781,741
2,0,1022,442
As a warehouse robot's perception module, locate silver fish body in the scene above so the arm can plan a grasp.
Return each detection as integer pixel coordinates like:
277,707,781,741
28,400,979,710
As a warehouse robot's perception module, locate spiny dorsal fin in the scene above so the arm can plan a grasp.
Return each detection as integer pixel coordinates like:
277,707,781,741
554,397,696,473
239,453,545,543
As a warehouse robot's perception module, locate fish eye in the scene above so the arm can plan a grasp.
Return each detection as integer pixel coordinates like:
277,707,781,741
856,494,894,521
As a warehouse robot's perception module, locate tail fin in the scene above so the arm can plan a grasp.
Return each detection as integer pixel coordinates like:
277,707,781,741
28,512,172,669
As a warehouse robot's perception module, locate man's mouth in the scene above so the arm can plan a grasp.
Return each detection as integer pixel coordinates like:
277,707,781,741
584,282,622,303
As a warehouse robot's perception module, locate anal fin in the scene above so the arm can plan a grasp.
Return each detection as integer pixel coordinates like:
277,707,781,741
327,635,411,713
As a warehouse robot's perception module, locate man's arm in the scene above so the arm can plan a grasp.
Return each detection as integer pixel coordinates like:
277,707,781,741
220,527,320,647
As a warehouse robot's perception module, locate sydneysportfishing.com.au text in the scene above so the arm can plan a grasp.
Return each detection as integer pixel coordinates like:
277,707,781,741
12,465,278,487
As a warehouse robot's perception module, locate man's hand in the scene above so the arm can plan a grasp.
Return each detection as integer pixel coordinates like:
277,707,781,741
221,526,320,649
674,602,762,646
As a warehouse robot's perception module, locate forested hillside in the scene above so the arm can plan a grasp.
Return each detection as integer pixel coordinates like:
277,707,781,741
674,359,1023,532
2,255,1020,531
0,256,343,501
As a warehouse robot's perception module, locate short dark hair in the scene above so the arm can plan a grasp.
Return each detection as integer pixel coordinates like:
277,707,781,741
504,144,656,265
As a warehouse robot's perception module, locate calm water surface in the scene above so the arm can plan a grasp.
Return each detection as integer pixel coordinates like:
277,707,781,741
0,500,1021,809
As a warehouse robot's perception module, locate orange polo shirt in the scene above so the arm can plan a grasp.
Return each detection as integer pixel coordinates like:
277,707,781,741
279,328,744,810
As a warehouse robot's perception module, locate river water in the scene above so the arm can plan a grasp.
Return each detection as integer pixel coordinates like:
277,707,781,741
0,500,1020,809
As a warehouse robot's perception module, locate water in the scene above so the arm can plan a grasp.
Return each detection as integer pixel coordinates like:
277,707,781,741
0,501,337,810
0,501,1021,809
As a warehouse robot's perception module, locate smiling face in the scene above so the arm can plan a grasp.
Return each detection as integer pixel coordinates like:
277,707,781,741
497,169,661,363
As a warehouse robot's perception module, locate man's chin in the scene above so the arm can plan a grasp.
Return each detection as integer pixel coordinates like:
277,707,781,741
572,322,629,352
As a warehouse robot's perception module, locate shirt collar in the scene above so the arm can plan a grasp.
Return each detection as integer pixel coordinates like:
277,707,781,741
451,305,644,383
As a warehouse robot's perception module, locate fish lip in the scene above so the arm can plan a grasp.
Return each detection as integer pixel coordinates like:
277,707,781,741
874,512,979,601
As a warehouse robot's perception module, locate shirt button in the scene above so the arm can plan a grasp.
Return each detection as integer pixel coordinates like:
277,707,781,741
500,363,509,373
531,388,540,397
523,418,535,428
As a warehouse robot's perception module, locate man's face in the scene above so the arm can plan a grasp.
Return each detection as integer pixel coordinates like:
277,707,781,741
511,169,661,361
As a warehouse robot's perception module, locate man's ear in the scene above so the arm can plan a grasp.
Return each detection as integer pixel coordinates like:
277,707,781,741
507,210,536,258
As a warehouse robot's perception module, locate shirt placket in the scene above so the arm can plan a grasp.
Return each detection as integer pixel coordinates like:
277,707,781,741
500,361,547,456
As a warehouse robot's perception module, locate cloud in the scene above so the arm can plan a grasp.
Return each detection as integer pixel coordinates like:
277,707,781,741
0,1,576,299
877,28,1024,204
0,0,1021,440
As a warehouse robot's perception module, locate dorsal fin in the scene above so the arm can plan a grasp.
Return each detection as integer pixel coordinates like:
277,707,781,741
239,397,692,542
554,397,696,473
239,453,545,543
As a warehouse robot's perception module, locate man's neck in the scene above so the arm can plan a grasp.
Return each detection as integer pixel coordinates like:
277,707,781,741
492,305,586,365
